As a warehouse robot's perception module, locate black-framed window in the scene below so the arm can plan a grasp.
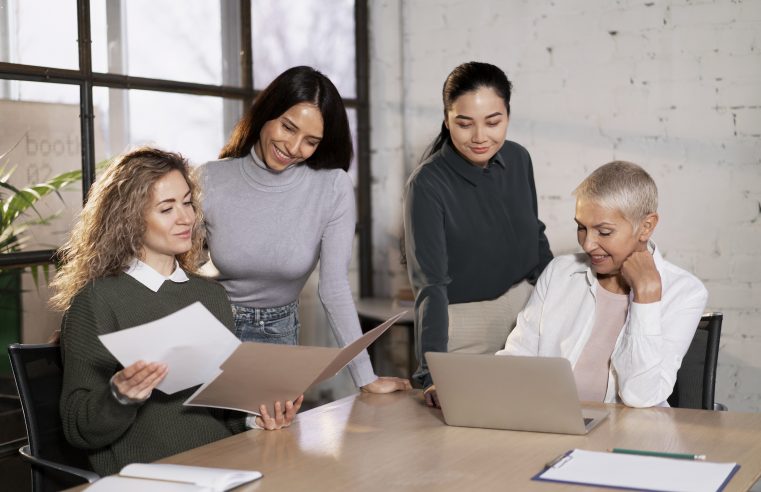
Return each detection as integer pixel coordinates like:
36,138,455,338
0,0,373,347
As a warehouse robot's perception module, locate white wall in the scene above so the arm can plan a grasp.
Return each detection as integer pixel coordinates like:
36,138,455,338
369,0,761,411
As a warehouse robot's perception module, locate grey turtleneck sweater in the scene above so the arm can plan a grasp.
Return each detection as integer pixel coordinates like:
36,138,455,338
198,152,376,387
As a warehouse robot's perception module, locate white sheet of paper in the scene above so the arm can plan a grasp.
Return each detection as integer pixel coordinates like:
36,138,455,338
86,476,210,492
536,449,739,492
98,302,241,394
119,463,262,491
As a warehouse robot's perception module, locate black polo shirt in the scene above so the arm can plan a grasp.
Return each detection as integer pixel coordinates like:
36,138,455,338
403,140,553,387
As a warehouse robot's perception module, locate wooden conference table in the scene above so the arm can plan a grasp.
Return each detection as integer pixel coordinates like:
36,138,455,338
70,391,761,491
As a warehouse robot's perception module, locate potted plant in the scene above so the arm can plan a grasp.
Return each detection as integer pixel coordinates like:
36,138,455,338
0,143,92,480
0,142,84,375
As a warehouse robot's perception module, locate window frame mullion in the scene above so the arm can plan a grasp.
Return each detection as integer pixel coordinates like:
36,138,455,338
0,0,368,277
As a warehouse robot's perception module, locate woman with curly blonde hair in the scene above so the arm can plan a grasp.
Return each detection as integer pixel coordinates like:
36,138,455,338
50,147,301,476
50,147,205,311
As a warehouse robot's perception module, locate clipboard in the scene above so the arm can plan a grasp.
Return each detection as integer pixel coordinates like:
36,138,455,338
533,449,740,492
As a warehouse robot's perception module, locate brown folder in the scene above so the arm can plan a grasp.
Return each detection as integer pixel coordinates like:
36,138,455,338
185,312,405,414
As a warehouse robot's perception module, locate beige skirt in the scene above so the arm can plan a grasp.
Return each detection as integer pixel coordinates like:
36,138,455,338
447,280,534,355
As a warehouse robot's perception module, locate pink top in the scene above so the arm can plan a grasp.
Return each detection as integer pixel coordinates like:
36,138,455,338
573,286,629,401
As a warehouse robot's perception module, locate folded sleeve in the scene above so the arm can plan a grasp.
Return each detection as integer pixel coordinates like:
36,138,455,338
524,149,553,282
497,258,555,356
404,177,452,388
612,277,708,408
318,172,377,388
59,285,140,449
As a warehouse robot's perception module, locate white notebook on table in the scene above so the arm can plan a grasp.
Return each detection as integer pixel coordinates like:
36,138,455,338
86,463,262,492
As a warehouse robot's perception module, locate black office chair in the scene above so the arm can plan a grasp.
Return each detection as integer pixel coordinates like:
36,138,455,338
8,343,99,492
667,313,725,411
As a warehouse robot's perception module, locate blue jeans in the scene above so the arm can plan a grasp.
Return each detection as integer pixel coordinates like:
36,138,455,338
231,301,300,345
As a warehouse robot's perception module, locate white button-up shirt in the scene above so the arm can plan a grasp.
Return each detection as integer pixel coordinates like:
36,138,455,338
497,242,708,407
124,258,189,291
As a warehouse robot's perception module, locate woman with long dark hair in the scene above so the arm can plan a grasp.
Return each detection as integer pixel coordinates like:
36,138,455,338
200,66,410,394
403,62,553,406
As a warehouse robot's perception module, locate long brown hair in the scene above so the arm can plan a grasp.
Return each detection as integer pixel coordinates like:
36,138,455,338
49,147,205,311
219,66,353,171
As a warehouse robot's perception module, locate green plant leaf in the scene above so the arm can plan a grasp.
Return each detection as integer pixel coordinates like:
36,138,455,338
0,180,43,221
1,167,83,239
1,154,113,288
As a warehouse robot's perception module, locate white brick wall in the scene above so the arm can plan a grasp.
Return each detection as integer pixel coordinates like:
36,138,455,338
370,0,761,411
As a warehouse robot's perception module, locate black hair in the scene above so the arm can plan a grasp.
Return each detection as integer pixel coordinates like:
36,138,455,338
421,61,513,162
219,66,353,171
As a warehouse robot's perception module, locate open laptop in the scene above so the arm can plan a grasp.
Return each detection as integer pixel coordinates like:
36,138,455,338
426,352,609,435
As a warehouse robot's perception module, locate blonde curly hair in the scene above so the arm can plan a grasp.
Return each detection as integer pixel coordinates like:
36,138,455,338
49,147,205,311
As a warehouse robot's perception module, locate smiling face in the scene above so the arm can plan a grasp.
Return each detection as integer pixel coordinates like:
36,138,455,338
574,197,656,278
141,169,196,271
254,102,324,171
445,87,509,167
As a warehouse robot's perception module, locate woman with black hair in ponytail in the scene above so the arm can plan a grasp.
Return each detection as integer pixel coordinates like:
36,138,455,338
403,62,553,407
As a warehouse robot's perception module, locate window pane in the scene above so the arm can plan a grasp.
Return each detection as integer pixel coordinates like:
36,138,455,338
0,79,79,105
0,0,78,69
89,0,109,74
252,0,356,97
90,0,225,86
93,87,231,167
0,82,84,253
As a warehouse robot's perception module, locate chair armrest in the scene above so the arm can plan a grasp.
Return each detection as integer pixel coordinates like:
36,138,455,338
18,444,100,483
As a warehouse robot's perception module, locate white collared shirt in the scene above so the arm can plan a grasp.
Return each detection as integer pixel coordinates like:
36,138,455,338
497,242,708,408
124,258,189,292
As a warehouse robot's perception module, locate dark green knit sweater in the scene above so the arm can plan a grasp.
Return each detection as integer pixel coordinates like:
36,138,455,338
59,273,247,476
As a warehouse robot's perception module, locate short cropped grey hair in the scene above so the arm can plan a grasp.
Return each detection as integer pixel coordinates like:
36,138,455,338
573,161,658,226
